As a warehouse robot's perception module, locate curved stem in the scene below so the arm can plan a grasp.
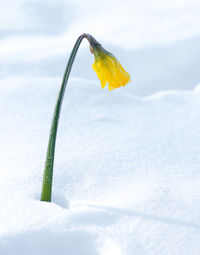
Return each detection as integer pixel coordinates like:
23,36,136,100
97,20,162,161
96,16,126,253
41,34,85,202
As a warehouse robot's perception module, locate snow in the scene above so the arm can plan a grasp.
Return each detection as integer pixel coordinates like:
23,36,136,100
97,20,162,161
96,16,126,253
1,77,200,254
1,0,200,254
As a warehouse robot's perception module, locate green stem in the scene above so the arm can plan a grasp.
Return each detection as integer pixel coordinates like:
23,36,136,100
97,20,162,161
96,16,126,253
40,34,85,202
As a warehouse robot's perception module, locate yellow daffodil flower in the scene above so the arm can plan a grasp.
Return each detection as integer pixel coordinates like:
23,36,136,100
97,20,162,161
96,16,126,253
41,33,132,202
91,45,131,91
84,34,131,91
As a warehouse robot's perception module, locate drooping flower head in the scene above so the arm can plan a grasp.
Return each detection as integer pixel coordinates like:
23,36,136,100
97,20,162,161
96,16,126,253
84,34,131,91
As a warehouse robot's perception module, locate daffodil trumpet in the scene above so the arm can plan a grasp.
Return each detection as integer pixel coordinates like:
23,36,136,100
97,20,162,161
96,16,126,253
86,34,131,90
41,34,131,202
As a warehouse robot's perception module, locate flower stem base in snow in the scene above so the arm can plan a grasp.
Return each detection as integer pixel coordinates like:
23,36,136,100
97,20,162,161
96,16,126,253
40,34,85,202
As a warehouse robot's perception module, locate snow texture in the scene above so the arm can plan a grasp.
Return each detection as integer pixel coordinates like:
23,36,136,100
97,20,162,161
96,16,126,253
0,0,200,254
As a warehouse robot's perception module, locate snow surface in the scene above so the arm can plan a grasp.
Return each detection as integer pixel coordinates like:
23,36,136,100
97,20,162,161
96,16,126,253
1,0,200,254
1,77,200,254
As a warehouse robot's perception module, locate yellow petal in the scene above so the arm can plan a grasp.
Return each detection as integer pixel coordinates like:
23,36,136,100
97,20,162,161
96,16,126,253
92,46,131,90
